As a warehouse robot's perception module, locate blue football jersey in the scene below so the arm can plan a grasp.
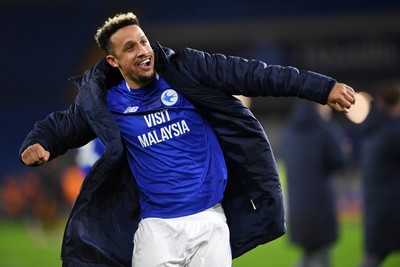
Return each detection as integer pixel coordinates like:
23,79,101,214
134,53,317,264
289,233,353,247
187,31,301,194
106,76,227,219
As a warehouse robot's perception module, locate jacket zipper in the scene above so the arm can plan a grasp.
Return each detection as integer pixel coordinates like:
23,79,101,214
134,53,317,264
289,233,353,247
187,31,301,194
250,198,257,210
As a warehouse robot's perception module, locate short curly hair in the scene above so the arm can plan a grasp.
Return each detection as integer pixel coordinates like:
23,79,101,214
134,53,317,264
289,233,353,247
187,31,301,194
95,12,140,54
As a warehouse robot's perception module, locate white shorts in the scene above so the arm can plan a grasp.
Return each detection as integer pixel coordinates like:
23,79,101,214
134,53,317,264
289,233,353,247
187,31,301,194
132,203,232,267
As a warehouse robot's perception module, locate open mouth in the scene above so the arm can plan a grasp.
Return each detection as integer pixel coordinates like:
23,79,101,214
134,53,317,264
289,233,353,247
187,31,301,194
138,58,151,67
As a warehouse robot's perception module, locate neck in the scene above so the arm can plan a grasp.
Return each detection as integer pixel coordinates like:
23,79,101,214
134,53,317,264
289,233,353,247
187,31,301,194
125,73,159,90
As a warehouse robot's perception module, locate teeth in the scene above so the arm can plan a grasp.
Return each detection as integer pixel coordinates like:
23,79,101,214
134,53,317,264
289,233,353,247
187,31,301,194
139,59,150,66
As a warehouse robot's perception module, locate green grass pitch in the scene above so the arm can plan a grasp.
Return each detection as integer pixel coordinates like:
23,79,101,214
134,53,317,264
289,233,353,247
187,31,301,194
0,220,399,267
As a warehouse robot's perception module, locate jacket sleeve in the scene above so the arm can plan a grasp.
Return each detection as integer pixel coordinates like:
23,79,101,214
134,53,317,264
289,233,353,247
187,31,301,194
176,48,336,104
19,98,95,162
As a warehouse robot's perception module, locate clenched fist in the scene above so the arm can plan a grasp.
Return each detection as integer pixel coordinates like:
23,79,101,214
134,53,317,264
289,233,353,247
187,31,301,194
21,143,50,166
327,83,356,113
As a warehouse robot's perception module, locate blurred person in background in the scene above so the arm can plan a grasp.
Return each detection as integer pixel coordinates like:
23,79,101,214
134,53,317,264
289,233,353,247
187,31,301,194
19,12,356,267
280,101,350,267
358,81,400,267
75,138,105,175
59,139,106,206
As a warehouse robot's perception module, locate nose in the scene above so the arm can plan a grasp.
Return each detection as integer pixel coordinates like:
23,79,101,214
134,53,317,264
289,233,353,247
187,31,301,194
138,44,149,56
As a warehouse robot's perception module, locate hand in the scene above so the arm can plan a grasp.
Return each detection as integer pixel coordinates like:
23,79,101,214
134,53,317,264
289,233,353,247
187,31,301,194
327,83,356,113
21,143,50,166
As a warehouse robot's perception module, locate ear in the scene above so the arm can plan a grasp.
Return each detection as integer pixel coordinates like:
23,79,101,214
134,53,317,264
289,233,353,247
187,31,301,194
106,55,119,68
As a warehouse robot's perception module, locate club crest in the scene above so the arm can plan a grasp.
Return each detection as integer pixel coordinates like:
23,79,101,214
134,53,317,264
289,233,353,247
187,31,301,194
161,89,178,106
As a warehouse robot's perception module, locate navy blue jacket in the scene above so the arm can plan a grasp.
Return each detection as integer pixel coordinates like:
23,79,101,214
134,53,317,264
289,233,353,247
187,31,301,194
20,43,336,266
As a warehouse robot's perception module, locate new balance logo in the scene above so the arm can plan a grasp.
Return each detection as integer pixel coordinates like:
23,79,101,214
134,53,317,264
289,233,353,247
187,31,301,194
124,106,139,113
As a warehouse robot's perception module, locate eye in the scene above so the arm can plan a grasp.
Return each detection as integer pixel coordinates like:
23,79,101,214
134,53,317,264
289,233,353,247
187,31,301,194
123,42,136,52
141,39,149,45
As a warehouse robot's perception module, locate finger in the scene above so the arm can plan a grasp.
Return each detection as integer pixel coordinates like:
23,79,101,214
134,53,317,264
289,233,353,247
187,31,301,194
21,150,36,165
341,98,353,109
329,102,349,113
336,83,356,106
35,147,46,160
339,91,356,109
34,146,50,163
344,85,356,105
335,102,348,112
41,150,50,162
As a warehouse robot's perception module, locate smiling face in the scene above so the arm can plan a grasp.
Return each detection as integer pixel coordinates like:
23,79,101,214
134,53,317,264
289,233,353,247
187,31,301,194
106,24,155,89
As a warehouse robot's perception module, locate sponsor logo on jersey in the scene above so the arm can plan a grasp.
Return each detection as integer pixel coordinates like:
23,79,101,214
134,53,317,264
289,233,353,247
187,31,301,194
161,89,178,106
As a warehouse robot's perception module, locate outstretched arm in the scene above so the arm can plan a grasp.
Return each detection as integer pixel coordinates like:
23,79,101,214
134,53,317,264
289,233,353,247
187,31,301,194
177,48,356,110
19,100,95,166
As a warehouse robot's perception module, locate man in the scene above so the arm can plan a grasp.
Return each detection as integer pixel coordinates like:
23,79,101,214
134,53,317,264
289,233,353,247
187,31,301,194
358,81,400,267
281,101,348,267
20,12,356,267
